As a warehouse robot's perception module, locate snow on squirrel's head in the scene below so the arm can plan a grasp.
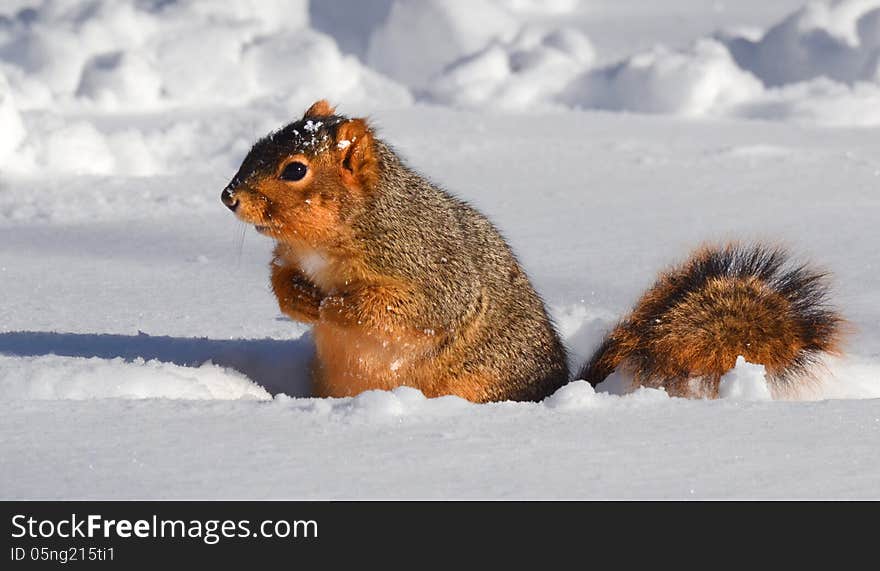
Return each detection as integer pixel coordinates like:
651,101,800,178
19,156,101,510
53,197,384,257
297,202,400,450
220,99,379,248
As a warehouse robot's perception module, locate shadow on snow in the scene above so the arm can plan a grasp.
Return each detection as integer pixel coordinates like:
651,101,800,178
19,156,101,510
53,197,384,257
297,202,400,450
0,330,314,397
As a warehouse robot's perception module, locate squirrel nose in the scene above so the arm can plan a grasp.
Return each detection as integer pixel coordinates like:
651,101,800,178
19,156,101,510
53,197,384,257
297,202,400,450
221,188,239,211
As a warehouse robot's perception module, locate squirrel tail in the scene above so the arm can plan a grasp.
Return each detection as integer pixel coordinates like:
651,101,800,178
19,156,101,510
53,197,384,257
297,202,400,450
578,243,844,398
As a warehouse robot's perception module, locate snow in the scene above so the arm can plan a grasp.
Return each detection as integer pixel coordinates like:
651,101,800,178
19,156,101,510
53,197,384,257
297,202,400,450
718,356,773,401
425,26,596,110
0,70,25,163
423,0,880,124
2,0,880,499
563,39,764,116
720,0,880,87
0,355,270,401
365,0,518,89
5,389,880,499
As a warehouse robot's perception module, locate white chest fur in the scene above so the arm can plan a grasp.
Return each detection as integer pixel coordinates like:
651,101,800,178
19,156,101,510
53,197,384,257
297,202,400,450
295,247,331,287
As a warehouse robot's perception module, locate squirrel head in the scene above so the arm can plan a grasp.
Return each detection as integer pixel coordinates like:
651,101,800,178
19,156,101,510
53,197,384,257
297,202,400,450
221,100,379,248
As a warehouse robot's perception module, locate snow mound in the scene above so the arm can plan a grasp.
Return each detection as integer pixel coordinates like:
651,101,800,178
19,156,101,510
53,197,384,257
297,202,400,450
814,355,880,399
366,0,517,89
242,28,411,110
564,39,763,116
425,26,595,110
573,0,880,124
496,0,578,14
0,0,409,176
0,355,271,400
271,386,473,421
9,0,880,179
75,50,162,110
426,34,767,119
0,70,25,166
309,0,393,59
718,356,773,400
0,0,312,107
720,0,880,87
544,380,669,410
344,386,472,419
416,0,880,125
0,0,416,112
733,77,880,126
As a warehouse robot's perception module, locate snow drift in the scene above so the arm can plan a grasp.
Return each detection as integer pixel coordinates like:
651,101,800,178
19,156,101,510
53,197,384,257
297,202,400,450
0,355,270,400
0,0,409,175
721,0,880,87
5,0,880,177
426,0,880,124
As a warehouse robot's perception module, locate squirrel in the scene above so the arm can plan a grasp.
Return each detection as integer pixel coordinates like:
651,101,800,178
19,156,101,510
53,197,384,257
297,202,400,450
221,100,569,402
221,100,844,402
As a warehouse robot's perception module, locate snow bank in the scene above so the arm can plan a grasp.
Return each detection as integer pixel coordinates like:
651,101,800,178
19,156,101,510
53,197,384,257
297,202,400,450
425,26,595,110
812,355,880,399
425,33,766,119
496,0,578,14
8,0,880,178
75,51,163,110
309,0,393,58
434,35,763,118
0,0,311,106
418,0,880,125
0,0,409,176
734,77,880,126
562,0,880,125
366,0,518,89
0,70,25,166
0,0,402,110
564,39,763,117
720,0,880,87
0,355,271,400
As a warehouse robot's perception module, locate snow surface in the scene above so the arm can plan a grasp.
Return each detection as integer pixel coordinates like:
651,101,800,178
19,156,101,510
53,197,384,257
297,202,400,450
2,0,880,499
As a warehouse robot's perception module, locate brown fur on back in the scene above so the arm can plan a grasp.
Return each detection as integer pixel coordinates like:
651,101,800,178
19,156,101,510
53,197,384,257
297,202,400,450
579,244,844,398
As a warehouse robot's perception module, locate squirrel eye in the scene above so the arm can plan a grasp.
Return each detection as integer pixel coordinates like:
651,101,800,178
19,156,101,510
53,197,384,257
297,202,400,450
280,161,308,181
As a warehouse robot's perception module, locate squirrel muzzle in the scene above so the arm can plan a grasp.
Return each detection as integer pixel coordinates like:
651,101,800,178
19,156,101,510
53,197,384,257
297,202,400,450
220,186,238,211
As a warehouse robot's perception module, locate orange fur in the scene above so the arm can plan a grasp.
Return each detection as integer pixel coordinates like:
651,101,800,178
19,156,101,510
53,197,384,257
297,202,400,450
311,322,437,398
581,243,844,399
334,119,379,191
311,321,498,402
304,99,335,118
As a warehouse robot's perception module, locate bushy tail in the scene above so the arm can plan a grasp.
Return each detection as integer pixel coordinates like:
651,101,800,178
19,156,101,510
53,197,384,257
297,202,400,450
578,243,844,398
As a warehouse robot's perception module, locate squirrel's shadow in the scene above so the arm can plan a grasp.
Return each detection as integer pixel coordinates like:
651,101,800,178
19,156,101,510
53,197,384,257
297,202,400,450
0,331,314,397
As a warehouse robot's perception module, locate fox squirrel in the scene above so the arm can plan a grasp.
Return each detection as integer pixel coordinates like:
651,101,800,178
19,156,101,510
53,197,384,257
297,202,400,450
221,100,843,401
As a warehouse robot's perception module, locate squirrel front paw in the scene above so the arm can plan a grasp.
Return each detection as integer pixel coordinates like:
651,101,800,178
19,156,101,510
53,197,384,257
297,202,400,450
270,260,323,323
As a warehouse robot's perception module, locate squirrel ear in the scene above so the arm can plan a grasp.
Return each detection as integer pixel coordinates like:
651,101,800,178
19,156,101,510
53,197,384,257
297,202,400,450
303,99,335,118
334,118,378,189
